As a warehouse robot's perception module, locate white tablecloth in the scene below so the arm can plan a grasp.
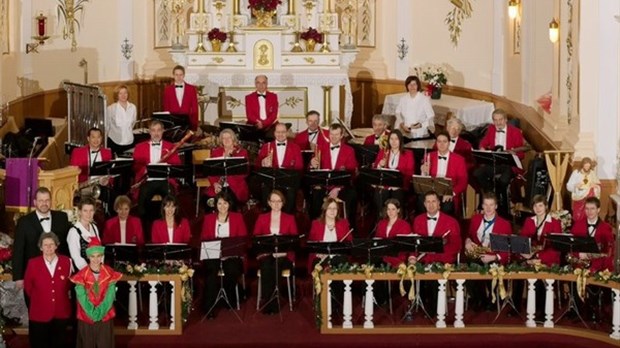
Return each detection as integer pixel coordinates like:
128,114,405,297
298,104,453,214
381,93,495,130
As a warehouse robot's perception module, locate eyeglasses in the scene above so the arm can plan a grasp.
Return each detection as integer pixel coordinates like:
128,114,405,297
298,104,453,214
326,207,339,211
269,200,283,203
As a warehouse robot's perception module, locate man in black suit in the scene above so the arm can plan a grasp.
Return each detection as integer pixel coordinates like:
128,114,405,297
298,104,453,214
13,187,71,295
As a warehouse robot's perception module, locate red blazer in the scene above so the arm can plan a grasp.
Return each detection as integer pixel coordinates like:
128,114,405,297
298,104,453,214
308,218,352,271
375,218,411,267
23,255,73,322
479,124,525,160
452,137,474,171
426,151,468,201
520,216,562,266
70,146,113,183
132,140,182,183
201,212,247,240
294,128,329,150
363,134,380,145
253,212,298,262
103,215,145,246
570,219,615,272
412,212,461,264
468,214,512,264
255,141,304,171
373,149,415,190
151,218,191,244
245,91,278,128
317,142,358,172
162,83,199,131
206,147,250,202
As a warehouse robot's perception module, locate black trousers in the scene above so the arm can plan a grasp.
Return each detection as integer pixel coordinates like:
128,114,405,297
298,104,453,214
309,186,357,230
107,137,134,157
372,188,406,218
30,319,70,348
202,258,244,312
473,163,513,215
137,180,173,218
259,256,293,313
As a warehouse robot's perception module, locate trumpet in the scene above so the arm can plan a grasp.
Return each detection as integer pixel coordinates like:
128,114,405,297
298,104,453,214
465,244,493,261
311,147,321,169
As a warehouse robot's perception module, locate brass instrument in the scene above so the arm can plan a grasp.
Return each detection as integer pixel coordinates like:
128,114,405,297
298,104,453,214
78,177,102,199
265,142,274,167
465,244,493,261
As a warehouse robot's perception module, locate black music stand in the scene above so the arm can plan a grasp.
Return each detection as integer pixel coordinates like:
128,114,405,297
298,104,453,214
306,241,352,265
146,164,186,191
305,169,351,188
252,235,301,318
201,237,247,322
90,159,133,177
203,157,248,182
219,121,265,142
473,149,523,172
411,175,453,196
360,168,403,189
546,234,600,328
152,112,190,129
351,144,380,168
393,235,444,322
144,243,192,262
104,243,139,266
351,238,397,264
255,168,300,192
301,150,314,169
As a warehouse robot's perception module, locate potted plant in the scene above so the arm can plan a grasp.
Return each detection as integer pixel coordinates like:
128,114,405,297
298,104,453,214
414,64,448,99
207,28,227,52
300,27,323,52
248,0,282,27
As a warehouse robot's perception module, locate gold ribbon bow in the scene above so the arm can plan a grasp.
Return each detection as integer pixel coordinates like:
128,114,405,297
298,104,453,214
574,268,590,301
442,263,454,279
396,263,416,301
597,269,611,282
311,264,323,295
489,265,507,303
360,264,374,279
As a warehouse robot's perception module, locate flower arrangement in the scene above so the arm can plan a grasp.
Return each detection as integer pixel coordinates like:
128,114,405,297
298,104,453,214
207,28,227,42
248,0,282,12
550,210,572,232
413,64,448,88
300,27,324,43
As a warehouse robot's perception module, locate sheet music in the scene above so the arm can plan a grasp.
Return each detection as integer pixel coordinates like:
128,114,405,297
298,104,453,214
474,149,523,170
153,111,172,115
200,241,222,260
205,156,246,161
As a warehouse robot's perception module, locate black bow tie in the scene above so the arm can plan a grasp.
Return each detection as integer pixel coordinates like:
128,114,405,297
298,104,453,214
484,219,494,224
375,135,380,140
152,142,161,146
276,142,286,146
427,216,437,221
91,150,99,154
258,94,266,98
450,139,456,143
39,217,50,222
330,145,340,151
496,129,505,133
438,156,447,160
587,223,597,229
175,85,183,89
308,130,318,135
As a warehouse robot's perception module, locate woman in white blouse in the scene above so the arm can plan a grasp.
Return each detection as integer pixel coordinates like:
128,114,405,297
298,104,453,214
396,75,435,139
67,197,101,270
106,84,136,156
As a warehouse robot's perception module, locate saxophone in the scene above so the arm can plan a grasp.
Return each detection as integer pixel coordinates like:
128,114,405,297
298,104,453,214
465,244,493,261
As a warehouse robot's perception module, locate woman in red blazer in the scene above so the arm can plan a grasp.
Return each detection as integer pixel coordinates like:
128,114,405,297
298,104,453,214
200,192,247,318
374,199,412,267
205,129,250,205
151,195,191,244
23,232,73,348
103,195,144,245
372,130,415,217
308,197,352,270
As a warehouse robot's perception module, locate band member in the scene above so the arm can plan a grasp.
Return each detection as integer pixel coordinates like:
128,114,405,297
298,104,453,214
372,130,414,216
67,197,101,271
162,65,199,131
375,198,411,267
23,233,72,348
205,129,250,206
420,131,468,215
253,190,298,314
70,127,113,184
151,195,191,244
255,122,303,214
445,117,474,170
201,192,247,318
294,110,329,151
464,192,512,265
308,197,352,270
132,120,182,220
396,75,435,140
106,84,136,156
566,157,601,222
309,123,359,228
70,237,122,348
13,187,71,295
102,195,144,245
245,75,278,130
570,197,614,272
473,109,525,216
364,115,390,145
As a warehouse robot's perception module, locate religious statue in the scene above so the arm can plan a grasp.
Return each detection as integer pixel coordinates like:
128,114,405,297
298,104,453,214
566,157,601,222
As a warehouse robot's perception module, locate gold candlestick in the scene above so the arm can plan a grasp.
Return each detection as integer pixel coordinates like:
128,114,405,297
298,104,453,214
320,32,330,52
196,0,205,13
289,0,296,15
226,31,238,52
323,0,330,14
233,0,240,15
291,31,303,52
195,30,207,52
322,85,333,127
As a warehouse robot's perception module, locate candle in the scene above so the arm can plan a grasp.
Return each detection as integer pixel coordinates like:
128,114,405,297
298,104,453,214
37,13,46,37
323,0,330,14
289,0,295,15
233,0,240,15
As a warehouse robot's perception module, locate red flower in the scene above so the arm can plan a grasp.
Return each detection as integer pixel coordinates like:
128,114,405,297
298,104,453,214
300,27,323,44
248,0,282,12
207,28,227,42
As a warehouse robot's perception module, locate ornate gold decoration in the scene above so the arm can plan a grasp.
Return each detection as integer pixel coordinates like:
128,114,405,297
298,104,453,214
444,0,473,47
254,41,273,69
226,31,238,52
574,268,590,301
282,96,303,108
212,56,224,63
303,56,315,64
213,0,226,21
321,85,332,126
489,265,507,304
396,263,416,301
305,39,316,52
57,0,90,52
195,30,207,52
303,0,316,24
566,0,574,124
211,39,222,52
253,9,275,27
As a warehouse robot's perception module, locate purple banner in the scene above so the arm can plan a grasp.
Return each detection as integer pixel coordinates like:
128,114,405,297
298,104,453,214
6,158,39,208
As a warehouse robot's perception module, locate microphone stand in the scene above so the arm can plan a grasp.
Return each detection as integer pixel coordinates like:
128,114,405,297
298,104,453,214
27,137,40,212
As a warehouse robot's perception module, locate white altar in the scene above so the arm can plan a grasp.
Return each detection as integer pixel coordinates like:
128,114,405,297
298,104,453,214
170,0,358,132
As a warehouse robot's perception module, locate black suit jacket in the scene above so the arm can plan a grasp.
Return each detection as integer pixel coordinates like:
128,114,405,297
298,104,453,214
12,210,71,281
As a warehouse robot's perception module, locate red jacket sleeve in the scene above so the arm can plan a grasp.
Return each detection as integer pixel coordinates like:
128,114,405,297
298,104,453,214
177,219,191,244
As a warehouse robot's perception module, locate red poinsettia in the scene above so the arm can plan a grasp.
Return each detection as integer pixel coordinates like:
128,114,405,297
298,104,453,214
300,27,323,44
207,28,227,42
248,0,282,12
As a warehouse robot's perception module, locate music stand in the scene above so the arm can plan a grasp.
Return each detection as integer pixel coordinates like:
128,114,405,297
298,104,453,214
152,112,190,129
305,170,351,188
201,237,247,322
144,243,192,262
306,241,352,265
359,168,403,189
301,150,314,169
411,175,453,196
252,235,301,318
546,234,599,328
350,144,380,168
203,157,248,185
219,121,265,142
473,149,523,172
104,243,139,266
146,164,186,191
393,235,444,322
255,168,300,192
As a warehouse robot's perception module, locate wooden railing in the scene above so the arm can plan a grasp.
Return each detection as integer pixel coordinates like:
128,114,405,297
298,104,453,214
317,271,620,344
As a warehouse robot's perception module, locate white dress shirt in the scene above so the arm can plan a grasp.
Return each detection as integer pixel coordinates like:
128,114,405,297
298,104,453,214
426,213,439,236
119,219,127,244
308,129,319,145
36,212,52,233
67,221,100,270
276,141,286,168
330,144,340,170
395,92,435,138
258,93,267,120
476,215,495,247
586,218,598,237
216,220,230,238
106,102,136,145
147,142,165,182
388,151,400,169
531,215,552,240
436,152,449,178
323,225,337,242
495,127,507,149
449,137,458,152
89,148,101,167
175,83,185,106
45,255,59,277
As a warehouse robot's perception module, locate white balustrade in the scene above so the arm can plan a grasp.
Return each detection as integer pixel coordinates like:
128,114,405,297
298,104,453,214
327,279,332,329
611,289,620,340
169,281,176,330
127,280,138,330
454,279,465,328
544,279,555,328
436,279,447,328
363,280,374,329
342,280,353,329
526,279,537,328
148,281,160,330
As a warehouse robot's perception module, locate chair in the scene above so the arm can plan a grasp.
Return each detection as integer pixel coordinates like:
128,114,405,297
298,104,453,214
192,149,211,216
256,262,296,312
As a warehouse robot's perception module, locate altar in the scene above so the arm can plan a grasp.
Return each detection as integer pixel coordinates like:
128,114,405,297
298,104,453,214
169,0,359,132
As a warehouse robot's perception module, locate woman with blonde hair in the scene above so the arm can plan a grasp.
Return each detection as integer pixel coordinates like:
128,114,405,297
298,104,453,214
106,84,136,156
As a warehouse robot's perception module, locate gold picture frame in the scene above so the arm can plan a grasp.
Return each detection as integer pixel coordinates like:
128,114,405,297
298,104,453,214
0,0,9,54
513,17,521,55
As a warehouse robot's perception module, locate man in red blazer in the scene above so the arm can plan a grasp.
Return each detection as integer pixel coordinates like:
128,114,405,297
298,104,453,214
473,109,525,216
132,120,182,219
309,123,359,228
245,75,278,130
420,132,468,216
255,123,303,213
23,232,72,348
162,65,199,131
570,197,615,272
294,110,329,151
363,114,389,145
446,117,474,171
70,127,113,184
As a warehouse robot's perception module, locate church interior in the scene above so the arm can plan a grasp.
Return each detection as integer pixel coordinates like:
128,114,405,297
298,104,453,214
0,0,619,347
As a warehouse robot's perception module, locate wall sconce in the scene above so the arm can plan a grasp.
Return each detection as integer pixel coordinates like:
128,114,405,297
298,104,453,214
508,0,519,19
26,12,51,54
549,18,559,43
